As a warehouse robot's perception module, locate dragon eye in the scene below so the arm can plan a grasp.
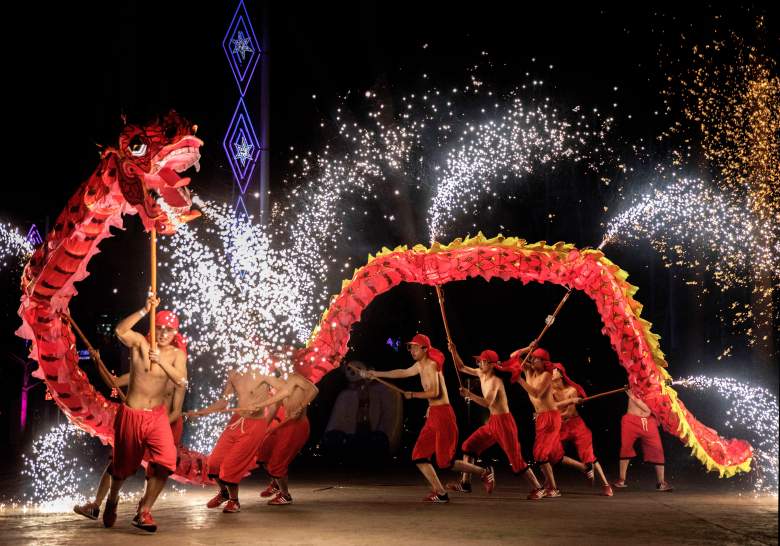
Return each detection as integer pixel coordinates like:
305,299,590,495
128,135,148,157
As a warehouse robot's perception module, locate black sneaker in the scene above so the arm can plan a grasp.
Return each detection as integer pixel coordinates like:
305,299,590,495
423,491,450,503
74,501,100,520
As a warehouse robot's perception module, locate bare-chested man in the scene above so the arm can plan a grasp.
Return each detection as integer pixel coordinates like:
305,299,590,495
551,364,614,496
447,344,545,500
613,389,673,491
516,346,567,497
361,334,495,503
253,362,319,505
190,365,278,513
103,295,187,532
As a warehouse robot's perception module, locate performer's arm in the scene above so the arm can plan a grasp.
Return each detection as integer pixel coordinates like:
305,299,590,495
368,363,419,379
151,347,188,389
518,372,551,399
458,387,492,408
115,294,157,348
111,372,130,388
253,385,293,411
554,396,582,409
448,340,479,377
169,384,185,424
187,375,233,416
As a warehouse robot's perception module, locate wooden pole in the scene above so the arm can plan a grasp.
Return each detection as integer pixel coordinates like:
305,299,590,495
346,363,407,395
434,285,464,388
150,228,158,354
580,386,629,403
517,287,573,370
62,313,126,402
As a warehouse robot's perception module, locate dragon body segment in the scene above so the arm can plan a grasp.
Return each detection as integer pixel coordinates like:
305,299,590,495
297,234,752,477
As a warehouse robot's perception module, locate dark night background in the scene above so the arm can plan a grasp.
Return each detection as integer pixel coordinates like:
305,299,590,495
1,3,777,488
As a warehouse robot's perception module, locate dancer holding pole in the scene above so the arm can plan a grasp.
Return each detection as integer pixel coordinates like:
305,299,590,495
445,343,545,499
360,333,495,503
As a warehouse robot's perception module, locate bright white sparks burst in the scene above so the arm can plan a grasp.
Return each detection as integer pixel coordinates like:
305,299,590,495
1,220,33,269
673,375,778,494
605,175,778,349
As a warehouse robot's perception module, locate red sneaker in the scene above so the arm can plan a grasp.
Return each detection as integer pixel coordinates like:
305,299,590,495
543,488,561,498
260,481,280,498
526,488,545,500
206,490,229,509
601,484,614,497
656,481,674,492
612,479,627,488
422,491,449,503
222,499,241,513
481,466,496,494
102,499,118,528
131,509,157,533
268,492,293,505
445,481,472,493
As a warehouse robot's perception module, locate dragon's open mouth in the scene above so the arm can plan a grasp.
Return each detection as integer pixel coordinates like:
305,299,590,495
145,135,203,211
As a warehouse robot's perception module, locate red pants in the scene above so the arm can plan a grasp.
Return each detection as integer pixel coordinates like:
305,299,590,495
620,414,665,464
208,414,270,484
560,415,596,464
257,416,310,478
533,410,564,464
411,404,458,469
110,404,177,480
462,412,528,473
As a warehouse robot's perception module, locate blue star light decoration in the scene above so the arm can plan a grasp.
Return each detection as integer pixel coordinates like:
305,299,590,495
231,31,254,62
222,0,261,96
232,132,255,168
223,98,261,194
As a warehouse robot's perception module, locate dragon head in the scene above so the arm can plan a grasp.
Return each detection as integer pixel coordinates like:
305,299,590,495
106,110,203,234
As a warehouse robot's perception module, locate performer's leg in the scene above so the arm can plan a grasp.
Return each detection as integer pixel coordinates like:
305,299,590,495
94,464,112,505
618,458,630,481
561,455,587,472
593,461,610,486
140,464,169,512
276,475,289,495
416,462,446,495
539,462,557,490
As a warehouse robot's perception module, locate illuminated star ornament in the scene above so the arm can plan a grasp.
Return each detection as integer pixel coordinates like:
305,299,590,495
231,30,254,62
232,132,255,167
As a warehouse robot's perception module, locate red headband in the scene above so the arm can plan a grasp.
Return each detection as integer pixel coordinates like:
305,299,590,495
148,310,187,355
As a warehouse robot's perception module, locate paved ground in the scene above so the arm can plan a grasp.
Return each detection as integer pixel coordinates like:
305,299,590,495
1,469,776,546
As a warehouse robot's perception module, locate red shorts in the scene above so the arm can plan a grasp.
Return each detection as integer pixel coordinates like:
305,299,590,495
110,404,177,480
533,410,564,464
560,415,596,464
620,414,665,464
411,404,458,469
145,415,185,478
207,414,270,484
462,412,527,473
257,416,310,478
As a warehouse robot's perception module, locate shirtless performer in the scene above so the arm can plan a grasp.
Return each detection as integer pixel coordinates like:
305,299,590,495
74,364,188,520
191,366,278,513
446,343,545,500
253,362,319,505
550,364,613,496
361,334,495,503
102,295,188,532
516,346,565,497
613,389,673,491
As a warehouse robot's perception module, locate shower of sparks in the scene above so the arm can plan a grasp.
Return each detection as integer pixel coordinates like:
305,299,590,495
428,98,614,241
673,375,778,494
1,221,33,269
660,16,780,223
604,175,778,351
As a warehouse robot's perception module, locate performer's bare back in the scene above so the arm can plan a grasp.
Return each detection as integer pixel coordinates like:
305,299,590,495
418,359,449,407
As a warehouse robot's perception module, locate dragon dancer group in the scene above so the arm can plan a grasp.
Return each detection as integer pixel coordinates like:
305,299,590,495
72,293,674,534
